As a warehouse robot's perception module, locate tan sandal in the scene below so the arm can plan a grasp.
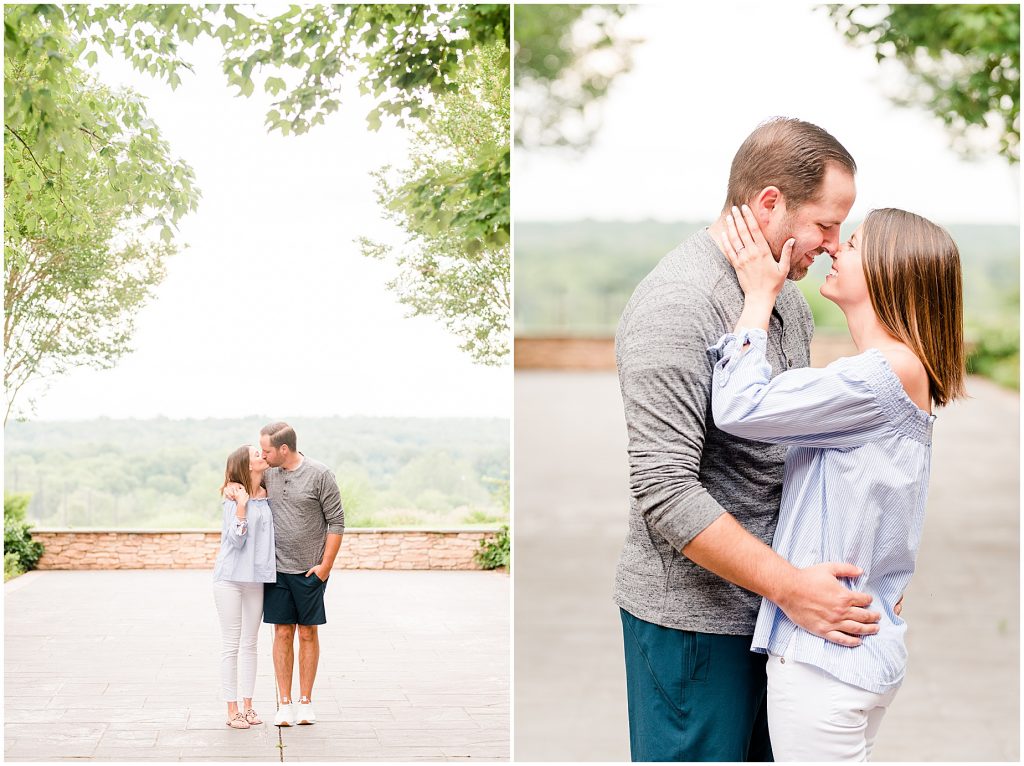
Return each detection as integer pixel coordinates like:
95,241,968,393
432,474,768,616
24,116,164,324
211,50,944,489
227,712,251,729
244,708,263,725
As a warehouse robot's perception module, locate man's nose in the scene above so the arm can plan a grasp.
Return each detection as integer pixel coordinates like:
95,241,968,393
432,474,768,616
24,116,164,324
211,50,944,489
822,231,840,255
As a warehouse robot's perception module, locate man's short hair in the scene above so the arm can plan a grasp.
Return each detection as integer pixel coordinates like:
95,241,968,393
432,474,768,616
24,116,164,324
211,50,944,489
260,421,297,452
725,117,857,211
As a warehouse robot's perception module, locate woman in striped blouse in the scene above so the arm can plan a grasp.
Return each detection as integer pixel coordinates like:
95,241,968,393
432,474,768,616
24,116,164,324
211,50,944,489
710,205,965,761
213,445,277,729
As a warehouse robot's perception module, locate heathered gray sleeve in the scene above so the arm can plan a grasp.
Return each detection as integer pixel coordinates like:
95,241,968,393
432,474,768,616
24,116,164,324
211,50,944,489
318,468,345,535
617,282,729,552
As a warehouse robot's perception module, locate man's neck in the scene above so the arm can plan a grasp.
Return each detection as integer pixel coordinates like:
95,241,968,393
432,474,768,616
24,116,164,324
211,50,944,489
280,452,304,471
707,216,729,255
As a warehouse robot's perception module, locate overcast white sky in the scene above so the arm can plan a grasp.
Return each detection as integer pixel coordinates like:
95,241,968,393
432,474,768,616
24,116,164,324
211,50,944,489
15,5,1019,420
24,36,510,421
516,3,1020,226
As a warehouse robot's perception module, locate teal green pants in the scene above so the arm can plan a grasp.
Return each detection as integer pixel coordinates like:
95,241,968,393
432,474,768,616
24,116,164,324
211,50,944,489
620,608,773,762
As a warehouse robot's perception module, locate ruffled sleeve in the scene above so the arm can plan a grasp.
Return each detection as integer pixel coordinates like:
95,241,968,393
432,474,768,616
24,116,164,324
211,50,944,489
222,499,248,549
708,329,891,448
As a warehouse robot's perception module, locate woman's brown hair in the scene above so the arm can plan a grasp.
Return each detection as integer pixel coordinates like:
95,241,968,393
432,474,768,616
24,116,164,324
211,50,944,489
861,208,967,407
220,445,255,497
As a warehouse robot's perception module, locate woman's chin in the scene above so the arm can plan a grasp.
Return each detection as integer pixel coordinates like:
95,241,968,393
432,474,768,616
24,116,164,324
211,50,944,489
819,281,838,305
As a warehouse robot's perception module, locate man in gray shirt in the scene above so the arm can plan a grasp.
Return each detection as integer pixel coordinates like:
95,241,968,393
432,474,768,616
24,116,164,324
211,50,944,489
259,421,344,727
615,118,880,761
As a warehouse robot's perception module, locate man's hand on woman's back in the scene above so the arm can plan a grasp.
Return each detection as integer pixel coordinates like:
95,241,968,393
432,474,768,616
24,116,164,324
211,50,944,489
775,562,881,648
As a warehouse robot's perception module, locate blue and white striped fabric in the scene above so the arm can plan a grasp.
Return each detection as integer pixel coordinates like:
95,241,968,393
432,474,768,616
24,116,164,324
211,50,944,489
213,497,277,584
708,328,935,694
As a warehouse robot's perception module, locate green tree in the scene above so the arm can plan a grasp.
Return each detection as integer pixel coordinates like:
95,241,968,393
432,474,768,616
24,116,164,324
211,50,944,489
362,40,509,365
334,461,381,523
5,4,511,405
826,4,1020,164
394,450,489,507
4,11,199,422
15,4,510,246
7,4,508,133
514,4,639,149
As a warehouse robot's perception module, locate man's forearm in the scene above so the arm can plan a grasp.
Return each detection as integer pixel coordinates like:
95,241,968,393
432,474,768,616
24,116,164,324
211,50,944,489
683,512,879,646
682,512,795,603
320,533,343,570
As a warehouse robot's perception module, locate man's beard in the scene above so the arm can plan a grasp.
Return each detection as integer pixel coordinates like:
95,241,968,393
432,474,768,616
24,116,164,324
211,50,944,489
768,217,812,281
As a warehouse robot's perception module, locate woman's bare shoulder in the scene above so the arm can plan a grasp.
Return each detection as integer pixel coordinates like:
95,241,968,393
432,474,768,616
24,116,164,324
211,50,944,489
880,347,931,412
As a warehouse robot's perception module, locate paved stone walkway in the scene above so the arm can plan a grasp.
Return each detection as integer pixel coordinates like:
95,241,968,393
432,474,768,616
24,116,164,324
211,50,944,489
5,569,508,761
514,371,1018,761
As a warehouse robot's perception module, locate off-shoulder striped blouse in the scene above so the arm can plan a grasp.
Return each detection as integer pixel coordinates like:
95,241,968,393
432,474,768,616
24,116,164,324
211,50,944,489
709,328,935,694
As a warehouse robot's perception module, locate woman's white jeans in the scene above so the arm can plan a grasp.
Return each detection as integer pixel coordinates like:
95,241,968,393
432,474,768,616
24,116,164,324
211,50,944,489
212,580,264,702
766,637,900,762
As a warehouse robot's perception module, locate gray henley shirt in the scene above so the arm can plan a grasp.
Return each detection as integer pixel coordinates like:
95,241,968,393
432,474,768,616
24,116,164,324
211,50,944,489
613,228,815,635
265,456,345,574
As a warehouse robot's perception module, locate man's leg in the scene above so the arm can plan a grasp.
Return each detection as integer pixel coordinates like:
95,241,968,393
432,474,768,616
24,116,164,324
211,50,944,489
265,574,301,704
746,677,773,762
273,624,297,703
620,609,772,762
294,572,328,704
297,625,320,700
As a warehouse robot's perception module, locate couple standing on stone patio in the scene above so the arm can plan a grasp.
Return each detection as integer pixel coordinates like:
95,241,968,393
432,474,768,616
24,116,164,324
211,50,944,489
212,421,344,730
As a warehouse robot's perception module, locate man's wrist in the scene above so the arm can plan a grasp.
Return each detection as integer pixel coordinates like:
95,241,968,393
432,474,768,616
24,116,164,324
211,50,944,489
764,561,797,605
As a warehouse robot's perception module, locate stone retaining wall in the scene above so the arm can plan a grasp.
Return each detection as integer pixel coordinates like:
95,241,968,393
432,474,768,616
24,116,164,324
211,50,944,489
514,333,859,370
515,337,616,370
32,528,500,571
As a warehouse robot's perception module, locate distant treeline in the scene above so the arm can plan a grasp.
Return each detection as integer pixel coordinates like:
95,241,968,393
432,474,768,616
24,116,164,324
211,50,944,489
5,416,509,529
516,219,1019,387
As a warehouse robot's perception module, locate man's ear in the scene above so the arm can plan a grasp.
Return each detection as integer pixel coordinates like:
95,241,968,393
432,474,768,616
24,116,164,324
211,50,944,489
752,186,783,229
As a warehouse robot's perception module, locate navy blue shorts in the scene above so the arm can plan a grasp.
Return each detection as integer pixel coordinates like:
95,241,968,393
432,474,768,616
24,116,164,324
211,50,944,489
620,608,772,762
263,571,328,626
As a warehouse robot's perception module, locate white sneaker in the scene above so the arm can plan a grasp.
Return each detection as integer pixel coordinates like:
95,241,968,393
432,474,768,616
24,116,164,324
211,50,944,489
296,697,316,725
274,702,295,727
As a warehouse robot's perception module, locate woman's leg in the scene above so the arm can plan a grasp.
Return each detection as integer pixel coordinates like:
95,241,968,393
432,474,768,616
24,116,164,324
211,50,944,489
766,643,897,762
863,694,897,760
238,582,264,706
212,580,243,715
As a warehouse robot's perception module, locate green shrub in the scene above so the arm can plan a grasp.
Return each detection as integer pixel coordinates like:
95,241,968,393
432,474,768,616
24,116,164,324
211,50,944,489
4,552,25,581
4,493,43,578
967,325,1020,390
475,524,509,570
